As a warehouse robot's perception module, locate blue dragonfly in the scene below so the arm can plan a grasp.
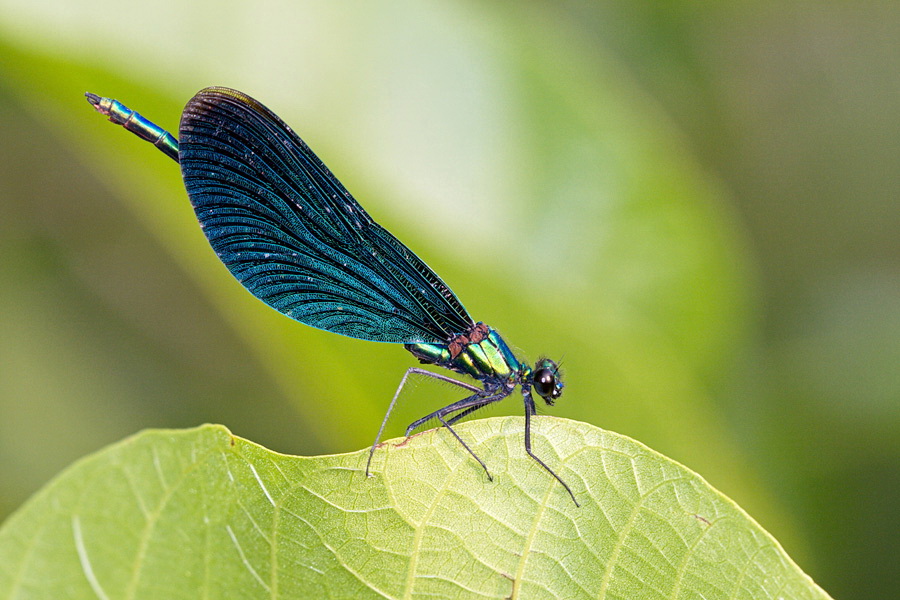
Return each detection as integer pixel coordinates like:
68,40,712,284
86,88,577,506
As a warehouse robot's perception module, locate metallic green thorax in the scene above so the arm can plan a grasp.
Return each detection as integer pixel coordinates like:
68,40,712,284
405,324,526,385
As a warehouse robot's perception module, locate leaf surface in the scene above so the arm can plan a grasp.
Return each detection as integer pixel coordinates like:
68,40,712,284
0,419,830,599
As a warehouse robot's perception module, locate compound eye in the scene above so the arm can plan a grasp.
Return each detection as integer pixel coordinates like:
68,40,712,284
533,368,555,398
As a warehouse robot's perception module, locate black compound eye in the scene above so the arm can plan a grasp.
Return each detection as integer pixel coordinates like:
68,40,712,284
533,368,555,398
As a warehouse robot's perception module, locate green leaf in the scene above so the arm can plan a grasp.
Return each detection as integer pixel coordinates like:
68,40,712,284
0,419,830,599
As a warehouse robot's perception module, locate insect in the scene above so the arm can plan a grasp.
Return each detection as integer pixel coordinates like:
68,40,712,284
86,87,577,506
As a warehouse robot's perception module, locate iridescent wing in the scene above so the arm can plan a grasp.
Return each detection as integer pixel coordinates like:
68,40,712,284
178,87,472,344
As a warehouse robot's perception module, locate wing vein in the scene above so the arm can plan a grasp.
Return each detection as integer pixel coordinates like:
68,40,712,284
178,88,473,344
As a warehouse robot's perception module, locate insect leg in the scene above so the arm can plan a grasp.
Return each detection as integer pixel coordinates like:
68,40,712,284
445,400,496,426
404,389,503,435
423,392,508,481
523,391,579,507
366,367,481,477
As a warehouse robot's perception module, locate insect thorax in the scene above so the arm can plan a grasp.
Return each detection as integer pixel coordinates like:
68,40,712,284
405,323,524,383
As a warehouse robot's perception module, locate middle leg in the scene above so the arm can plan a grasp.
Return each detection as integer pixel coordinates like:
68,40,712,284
407,390,509,480
367,367,481,477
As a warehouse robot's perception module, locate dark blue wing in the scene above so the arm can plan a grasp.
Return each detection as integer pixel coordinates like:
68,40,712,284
177,87,473,344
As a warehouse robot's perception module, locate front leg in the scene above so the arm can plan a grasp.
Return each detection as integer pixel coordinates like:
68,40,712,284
523,390,580,507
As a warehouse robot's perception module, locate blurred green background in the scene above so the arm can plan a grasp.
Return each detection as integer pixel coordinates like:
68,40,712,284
0,1,896,597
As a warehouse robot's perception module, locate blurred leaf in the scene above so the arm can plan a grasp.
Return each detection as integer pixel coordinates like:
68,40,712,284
3,8,790,556
2,0,897,596
0,420,830,599
0,0,776,559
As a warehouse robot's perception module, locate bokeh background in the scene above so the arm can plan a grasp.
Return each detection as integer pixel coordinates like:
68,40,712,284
1,1,897,597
